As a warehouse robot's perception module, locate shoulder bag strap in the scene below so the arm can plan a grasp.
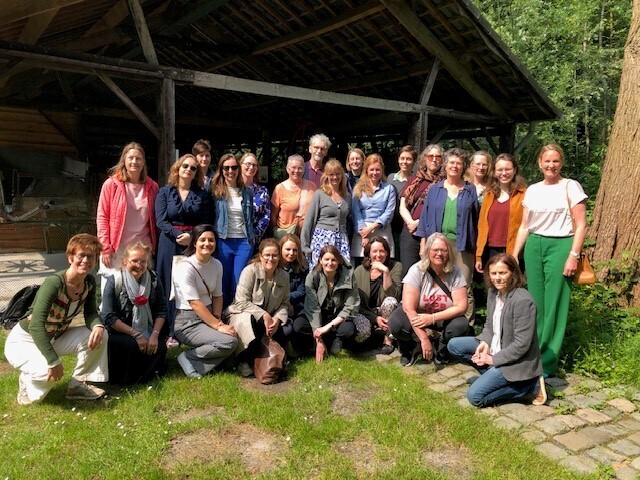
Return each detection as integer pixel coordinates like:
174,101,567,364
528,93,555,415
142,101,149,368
427,266,452,300
185,260,212,298
565,179,576,232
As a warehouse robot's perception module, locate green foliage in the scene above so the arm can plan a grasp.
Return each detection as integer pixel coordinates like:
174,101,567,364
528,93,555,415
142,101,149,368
476,0,632,196
562,254,640,386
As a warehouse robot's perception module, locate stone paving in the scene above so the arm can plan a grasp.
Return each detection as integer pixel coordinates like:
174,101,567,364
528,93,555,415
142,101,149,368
368,350,640,479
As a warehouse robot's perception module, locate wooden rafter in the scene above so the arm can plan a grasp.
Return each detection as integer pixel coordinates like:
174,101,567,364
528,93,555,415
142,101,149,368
0,0,84,27
380,0,509,119
126,0,158,65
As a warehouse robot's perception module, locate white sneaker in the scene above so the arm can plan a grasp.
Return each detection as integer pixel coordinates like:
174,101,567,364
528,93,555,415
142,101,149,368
177,351,202,379
17,374,33,405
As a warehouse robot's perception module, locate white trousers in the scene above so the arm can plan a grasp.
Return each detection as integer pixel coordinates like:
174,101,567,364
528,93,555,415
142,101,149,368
4,324,109,403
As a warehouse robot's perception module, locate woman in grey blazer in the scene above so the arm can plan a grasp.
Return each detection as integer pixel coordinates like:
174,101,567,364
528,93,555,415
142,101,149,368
447,253,546,407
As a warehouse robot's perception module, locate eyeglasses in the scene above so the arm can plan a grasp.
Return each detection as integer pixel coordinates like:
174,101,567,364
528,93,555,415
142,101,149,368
312,145,328,151
243,163,258,169
127,259,148,265
74,253,95,261
430,249,448,254
427,155,442,160
181,164,197,172
222,165,239,172
289,166,304,171
262,254,279,259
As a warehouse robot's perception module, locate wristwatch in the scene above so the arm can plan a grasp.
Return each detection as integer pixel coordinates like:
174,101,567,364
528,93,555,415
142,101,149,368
569,251,580,259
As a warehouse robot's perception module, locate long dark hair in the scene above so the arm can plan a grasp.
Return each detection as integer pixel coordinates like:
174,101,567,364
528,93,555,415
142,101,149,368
362,236,391,270
483,253,526,293
183,224,216,256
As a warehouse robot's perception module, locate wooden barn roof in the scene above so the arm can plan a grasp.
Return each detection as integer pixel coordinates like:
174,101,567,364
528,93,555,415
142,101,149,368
0,0,560,154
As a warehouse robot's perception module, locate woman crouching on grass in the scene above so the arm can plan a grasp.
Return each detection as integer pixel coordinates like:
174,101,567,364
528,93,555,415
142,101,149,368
447,253,546,407
172,224,238,378
296,245,360,362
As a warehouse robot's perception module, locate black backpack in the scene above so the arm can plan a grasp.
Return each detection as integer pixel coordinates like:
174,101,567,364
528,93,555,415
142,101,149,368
0,285,40,330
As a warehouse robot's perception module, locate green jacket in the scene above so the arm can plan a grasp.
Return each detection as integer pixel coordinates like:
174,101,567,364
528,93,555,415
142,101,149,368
304,266,360,331
19,270,102,365
353,260,403,324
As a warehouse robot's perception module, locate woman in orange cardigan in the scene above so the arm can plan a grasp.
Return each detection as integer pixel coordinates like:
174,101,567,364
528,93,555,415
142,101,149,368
475,154,527,273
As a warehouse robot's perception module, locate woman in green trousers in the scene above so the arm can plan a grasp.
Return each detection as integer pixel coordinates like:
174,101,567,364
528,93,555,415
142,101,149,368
512,144,587,377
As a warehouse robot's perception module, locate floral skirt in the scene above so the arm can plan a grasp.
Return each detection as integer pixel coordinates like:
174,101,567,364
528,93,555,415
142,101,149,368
309,228,351,270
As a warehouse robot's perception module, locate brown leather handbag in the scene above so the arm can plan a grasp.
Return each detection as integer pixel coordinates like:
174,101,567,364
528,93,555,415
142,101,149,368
253,336,286,384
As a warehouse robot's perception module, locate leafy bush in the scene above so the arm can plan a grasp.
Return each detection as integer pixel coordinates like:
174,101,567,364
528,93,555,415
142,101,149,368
562,255,640,386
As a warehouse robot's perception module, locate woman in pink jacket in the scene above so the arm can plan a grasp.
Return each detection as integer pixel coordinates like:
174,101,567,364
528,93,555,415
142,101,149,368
97,142,159,300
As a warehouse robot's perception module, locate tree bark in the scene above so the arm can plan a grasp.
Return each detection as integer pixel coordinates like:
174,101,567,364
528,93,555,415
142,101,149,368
589,0,640,304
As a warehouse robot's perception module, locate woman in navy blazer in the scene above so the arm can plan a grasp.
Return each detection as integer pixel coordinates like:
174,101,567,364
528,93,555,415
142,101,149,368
447,253,545,407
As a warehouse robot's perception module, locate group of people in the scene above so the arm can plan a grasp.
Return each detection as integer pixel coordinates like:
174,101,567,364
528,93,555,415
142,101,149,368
4,135,587,410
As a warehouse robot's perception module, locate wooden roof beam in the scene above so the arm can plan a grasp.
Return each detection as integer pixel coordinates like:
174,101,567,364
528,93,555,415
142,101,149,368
252,1,385,55
380,0,509,119
126,0,159,65
0,0,84,27
96,71,160,138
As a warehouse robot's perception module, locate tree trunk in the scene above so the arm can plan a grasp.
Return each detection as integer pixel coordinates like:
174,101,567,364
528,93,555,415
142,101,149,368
589,0,640,304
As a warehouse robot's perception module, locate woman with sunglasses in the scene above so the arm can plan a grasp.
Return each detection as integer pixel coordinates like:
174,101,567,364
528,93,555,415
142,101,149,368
397,145,444,276
155,154,210,348
224,238,291,377
240,152,270,244
211,153,255,307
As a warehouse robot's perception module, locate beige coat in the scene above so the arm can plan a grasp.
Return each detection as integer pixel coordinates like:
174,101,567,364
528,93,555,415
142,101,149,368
224,263,290,352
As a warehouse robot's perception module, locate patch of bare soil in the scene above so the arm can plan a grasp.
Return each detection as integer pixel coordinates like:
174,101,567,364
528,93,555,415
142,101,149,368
240,377,298,394
330,383,375,418
0,361,14,376
163,423,287,476
420,445,475,480
172,406,226,423
334,438,395,475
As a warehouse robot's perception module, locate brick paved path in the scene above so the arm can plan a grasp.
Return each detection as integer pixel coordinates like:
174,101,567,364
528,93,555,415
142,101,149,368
369,351,640,479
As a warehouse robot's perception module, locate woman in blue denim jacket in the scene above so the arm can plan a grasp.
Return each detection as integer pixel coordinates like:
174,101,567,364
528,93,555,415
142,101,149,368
211,153,255,307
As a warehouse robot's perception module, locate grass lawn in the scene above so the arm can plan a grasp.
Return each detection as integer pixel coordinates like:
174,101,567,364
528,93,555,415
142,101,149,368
0,331,587,480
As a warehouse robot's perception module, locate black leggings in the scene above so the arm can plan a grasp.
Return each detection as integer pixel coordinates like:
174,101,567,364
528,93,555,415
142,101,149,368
292,314,355,355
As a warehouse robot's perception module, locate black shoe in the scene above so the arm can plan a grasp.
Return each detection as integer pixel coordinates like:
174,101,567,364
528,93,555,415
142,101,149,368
330,337,343,356
400,355,411,366
380,344,395,355
434,349,450,366
466,375,480,385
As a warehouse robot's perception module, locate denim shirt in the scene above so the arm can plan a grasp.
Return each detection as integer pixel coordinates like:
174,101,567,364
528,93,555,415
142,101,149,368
352,181,397,231
416,180,479,253
212,187,255,243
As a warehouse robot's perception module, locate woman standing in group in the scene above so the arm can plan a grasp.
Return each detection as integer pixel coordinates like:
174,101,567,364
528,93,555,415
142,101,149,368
351,154,397,263
97,142,158,299
270,154,317,240
398,145,444,275
193,139,214,192
5,234,108,404
465,151,492,205
388,145,417,257
297,245,359,363
345,147,365,194
211,153,255,307
156,154,210,348
475,154,527,273
224,238,291,377
240,152,270,244
353,237,403,353
388,233,469,366
448,254,545,407
101,242,167,385
172,225,238,378
512,144,587,377
301,159,351,269
417,148,478,318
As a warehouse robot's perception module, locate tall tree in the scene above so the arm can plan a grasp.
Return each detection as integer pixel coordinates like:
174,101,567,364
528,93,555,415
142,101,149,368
590,0,640,303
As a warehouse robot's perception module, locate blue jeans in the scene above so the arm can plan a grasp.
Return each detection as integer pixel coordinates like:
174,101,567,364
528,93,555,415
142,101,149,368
216,237,253,307
447,336,539,408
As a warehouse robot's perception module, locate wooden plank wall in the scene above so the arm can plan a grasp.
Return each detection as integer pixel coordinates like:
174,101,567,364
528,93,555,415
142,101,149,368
0,107,78,153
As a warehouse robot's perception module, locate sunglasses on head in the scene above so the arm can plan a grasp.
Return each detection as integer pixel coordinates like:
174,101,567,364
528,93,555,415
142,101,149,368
181,164,197,172
222,165,239,172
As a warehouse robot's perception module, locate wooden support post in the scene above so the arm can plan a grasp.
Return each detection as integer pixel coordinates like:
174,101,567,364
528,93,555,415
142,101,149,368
468,138,482,152
428,124,451,145
514,122,537,155
499,122,517,154
158,78,175,184
261,128,271,182
483,128,499,155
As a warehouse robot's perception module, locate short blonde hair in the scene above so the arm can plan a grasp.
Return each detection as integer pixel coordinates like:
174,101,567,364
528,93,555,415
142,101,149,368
418,233,455,273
